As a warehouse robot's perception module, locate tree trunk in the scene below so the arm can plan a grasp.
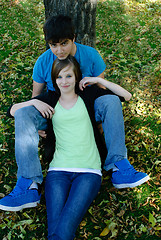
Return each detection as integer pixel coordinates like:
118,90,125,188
43,0,97,47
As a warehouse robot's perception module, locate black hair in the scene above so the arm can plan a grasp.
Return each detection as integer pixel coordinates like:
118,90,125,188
51,55,82,94
43,15,75,44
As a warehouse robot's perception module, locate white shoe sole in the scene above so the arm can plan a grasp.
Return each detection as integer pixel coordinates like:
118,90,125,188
0,201,40,212
112,175,150,189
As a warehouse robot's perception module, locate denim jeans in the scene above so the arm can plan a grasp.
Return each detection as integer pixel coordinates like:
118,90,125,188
94,95,127,171
45,171,101,240
14,95,127,183
14,106,47,183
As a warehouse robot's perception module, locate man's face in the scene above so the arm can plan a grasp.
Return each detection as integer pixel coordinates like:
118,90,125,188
49,39,75,60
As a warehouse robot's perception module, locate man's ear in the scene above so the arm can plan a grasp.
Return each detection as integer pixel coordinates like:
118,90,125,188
73,35,76,42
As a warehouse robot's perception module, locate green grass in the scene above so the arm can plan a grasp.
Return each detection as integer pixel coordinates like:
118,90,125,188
0,0,161,239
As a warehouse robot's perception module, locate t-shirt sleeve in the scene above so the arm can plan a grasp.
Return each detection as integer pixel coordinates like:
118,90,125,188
32,56,46,84
92,49,106,77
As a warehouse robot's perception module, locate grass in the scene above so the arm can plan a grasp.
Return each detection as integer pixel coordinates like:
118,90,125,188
0,0,161,239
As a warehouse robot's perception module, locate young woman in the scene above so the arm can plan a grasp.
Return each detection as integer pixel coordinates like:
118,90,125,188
7,55,131,239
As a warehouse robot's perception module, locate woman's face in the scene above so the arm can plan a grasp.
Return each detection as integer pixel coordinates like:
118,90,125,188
56,65,76,94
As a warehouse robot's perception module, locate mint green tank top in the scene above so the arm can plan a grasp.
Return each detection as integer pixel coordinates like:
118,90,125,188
49,96,101,170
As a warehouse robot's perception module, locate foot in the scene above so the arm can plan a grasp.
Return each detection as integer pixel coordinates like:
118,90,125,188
0,177,41,211
111,159,150,189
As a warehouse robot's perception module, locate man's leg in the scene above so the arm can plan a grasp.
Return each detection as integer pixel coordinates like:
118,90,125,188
15,106,47,183
0,106,47,211
45,171,101,240
94,95,149,188
95,95,127,170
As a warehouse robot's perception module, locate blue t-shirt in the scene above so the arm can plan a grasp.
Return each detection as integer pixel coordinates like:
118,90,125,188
32,42,106,91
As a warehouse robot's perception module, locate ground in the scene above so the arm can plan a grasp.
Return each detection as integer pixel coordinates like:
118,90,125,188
0,0,160,239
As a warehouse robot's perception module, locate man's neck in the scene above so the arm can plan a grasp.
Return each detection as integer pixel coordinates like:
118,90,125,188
70,43,77,56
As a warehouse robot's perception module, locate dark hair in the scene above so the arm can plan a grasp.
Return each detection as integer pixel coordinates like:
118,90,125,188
43,15,75,44
51,55,82,94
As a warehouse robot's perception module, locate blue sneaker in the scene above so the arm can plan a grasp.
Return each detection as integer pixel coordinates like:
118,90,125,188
111,159,150,189
0,177,41,211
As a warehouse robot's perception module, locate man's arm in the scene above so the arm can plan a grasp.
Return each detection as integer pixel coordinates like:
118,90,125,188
32,81,45,98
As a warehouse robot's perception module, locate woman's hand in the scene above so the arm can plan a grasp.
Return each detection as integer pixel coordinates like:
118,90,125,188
79,77,98,91
79,77,132,101
33,99,55,119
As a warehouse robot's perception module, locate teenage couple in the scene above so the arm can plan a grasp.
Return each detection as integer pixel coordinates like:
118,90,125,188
0,15,149,240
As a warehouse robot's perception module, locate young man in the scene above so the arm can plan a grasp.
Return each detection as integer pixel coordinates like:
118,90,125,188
0,15,149,212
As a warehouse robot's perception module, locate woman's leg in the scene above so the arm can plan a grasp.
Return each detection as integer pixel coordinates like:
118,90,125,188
46,172,101,240
45,171,72,239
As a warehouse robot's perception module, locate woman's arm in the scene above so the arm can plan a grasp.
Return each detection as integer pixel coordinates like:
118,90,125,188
10,99,54,118
79,77,132,101
95,72,106,89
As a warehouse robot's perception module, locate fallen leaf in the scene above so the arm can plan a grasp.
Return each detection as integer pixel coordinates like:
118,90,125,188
149,212,156,227
100,226,110,236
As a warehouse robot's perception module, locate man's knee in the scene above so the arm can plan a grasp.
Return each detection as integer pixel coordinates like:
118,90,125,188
103,95,121,106
14,106,40,120
95,95,121,109
94,95,122,121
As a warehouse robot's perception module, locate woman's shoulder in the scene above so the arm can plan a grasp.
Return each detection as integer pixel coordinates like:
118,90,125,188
79,85,122,100
78,85,100,102
80,85,102,95
34,91,59,106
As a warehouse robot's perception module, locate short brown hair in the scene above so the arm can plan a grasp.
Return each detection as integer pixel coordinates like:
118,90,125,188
43,15,75,44
51,55,82,94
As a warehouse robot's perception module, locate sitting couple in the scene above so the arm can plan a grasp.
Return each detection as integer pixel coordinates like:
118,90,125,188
0,15,149,240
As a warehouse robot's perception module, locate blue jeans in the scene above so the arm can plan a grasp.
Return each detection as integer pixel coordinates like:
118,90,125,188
45,171,101,240
94,95,127,171
14,106,47,183
14,95,127,183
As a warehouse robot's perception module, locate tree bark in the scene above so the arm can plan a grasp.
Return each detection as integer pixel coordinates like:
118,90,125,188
43,0,97,47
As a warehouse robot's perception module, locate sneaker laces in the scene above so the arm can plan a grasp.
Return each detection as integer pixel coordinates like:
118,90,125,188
122,165,138,175
9,185,23,197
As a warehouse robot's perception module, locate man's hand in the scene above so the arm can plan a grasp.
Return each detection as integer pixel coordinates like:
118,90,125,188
38,130,47,138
